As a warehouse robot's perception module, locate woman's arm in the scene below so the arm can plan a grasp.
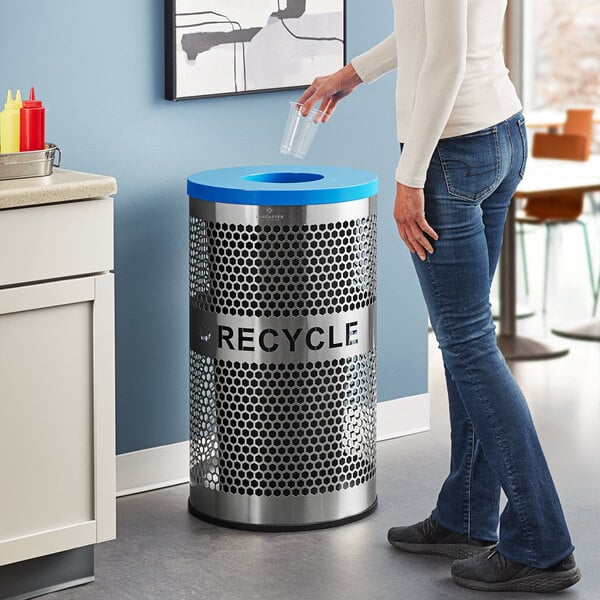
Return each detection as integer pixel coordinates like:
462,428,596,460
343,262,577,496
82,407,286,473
396,0,468,187
394,0,468,259
351,33,398,84
297,63,363,121
298,33,397,121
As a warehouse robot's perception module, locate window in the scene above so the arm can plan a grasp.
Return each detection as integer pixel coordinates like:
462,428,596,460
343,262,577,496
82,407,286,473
523,0,600,111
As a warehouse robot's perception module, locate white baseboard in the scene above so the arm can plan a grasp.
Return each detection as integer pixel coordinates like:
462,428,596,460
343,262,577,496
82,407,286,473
116,442,190,497
116,393,429,497
376,393,430,441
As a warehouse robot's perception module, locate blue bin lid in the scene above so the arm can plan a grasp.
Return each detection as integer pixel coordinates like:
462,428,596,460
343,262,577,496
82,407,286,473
187,165,378,206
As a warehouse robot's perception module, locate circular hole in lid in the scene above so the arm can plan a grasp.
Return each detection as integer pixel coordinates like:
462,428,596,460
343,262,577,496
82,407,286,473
243,172,324,184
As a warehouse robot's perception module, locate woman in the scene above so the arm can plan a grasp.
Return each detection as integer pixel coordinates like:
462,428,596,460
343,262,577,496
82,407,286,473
298,0,581,593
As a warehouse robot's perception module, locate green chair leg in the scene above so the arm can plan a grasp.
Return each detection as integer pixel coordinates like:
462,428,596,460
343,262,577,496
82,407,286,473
518,222,530,296
579,221,596,303
542,224,552,314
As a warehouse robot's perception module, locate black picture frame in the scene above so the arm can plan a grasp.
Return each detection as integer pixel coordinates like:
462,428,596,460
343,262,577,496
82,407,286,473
165,0,346,101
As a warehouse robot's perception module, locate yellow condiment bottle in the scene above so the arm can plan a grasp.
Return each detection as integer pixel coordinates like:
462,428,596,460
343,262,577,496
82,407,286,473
0,90,23,153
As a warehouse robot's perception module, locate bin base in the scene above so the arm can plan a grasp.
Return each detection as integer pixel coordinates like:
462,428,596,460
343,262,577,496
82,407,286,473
188,497,378,532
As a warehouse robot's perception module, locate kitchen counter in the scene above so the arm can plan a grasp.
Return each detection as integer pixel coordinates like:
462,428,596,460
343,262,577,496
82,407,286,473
0,170,116,599
0,168,117,209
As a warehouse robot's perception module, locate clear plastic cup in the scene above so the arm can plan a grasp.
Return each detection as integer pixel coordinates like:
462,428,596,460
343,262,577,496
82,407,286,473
280,101,326,159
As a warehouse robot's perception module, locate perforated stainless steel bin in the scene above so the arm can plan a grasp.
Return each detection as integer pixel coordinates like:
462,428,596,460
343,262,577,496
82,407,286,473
187,166,378,530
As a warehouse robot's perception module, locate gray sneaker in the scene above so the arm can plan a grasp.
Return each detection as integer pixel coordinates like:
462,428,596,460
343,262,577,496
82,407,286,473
451,546,582,592
387,516,495,559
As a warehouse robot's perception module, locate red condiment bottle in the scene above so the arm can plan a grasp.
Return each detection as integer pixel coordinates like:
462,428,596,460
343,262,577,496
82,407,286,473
20,87,45,151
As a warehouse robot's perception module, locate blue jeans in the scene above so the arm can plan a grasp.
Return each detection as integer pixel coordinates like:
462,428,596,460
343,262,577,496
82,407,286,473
406,112,574,569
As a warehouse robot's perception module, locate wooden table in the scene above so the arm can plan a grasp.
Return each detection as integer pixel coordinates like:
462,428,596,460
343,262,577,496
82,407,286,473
524,109,600,131
497,155,600,359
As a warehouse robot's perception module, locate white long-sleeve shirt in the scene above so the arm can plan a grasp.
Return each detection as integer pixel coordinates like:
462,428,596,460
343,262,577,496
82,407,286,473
351,0,522,188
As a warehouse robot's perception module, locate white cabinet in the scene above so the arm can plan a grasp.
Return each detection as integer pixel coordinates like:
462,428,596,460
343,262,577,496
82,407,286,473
0,182,116,572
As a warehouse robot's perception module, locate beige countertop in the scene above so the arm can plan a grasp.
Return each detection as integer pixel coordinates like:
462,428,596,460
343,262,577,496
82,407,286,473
0,168,117,210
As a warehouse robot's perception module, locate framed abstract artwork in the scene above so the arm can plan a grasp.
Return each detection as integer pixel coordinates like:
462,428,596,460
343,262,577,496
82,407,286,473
165,0,346,100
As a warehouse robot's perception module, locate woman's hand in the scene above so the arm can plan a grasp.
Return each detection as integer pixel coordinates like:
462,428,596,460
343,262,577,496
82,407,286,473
393,182,439,261
297,63,363,122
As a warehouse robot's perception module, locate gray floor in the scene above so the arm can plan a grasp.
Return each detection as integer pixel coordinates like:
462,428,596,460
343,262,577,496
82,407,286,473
54,219,599,600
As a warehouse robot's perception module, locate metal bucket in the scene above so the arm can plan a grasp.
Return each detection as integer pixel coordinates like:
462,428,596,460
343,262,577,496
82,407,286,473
0,144,61,180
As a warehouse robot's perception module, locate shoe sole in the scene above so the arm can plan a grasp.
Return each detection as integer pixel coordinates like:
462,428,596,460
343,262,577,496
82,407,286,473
389,541,493,560
452,566,582,592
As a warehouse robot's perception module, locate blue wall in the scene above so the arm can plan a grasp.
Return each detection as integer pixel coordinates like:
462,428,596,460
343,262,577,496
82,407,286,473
1,0,427,454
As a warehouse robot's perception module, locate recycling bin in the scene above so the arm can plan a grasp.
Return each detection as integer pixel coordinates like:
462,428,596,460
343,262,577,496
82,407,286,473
187,165,378,530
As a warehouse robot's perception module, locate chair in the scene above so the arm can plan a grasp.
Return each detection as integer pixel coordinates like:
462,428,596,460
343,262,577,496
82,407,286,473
562,108,594,159
517,123,596,313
